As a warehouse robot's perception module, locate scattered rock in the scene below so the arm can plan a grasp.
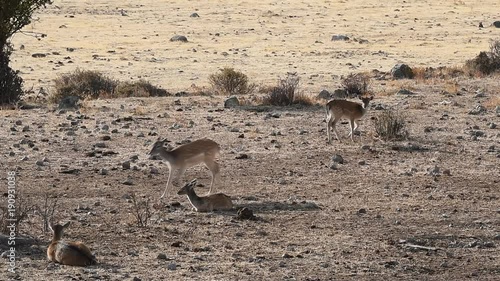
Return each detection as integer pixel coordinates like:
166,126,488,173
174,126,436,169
391,63,414,79
493,21,500,28
58,96,80,109
122,161,131,170
190,13,200,18
235,153,249,159
468,105,487,115
332,88,347,99
317,89,331,100
237,207,256,220
170,35,188,42
32,53,47,58
122,178,134,185
357,208,367,214
282,253,293,258
331,154,344,164
331,35,349,41
99,168,108,175
167,263,177,270
397,88,415,95
157,253,168,260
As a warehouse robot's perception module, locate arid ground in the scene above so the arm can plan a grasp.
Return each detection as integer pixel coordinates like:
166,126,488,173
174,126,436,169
1,0,499,280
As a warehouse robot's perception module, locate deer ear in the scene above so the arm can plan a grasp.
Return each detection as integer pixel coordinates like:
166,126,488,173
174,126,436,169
190,178,197,185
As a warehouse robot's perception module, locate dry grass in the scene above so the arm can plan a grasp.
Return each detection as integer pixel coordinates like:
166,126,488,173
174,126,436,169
484,95,500,109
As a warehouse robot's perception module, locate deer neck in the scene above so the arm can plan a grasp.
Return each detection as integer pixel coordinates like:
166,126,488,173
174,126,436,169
185,188,203,206
158,147,176,162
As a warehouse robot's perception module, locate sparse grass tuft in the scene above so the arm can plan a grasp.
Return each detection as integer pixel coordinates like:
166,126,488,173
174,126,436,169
375,109,409,140
209,67,256,95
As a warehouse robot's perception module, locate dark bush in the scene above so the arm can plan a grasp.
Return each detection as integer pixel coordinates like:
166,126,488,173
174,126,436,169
465,40,500,75
0,50,23,105
341,73,371,97
263,73,300,106
375,109,409,140
209,67,255,95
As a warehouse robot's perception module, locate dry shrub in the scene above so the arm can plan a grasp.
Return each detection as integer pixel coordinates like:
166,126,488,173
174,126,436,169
130,193,154,227
293,92,316,106
484,95,500,109
375,109,409,140
262,73,300,106
465,40,500,76
398,66,465,80
50,69,170,103
341,73,371,97
209,67,256,95
51,69,117,102
113,80,169,98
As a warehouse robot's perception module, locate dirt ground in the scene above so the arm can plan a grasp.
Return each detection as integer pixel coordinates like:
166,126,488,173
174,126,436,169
1,0,500,281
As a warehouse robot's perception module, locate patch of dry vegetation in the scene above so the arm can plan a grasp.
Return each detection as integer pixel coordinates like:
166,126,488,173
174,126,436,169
50,69,169,103
209,67,256,96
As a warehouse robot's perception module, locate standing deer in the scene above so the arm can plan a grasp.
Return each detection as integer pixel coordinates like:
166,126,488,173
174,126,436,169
148,138,221,199
325,95,373,143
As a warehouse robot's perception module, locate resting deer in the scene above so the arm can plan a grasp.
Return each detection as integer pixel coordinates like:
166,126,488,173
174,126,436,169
325,95,373,143
177,179,233,212
148,138,221,199
47,222,97,266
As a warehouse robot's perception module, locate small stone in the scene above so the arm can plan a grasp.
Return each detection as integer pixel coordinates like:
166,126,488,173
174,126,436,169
122,161,131,170
36,160,44,166
282,253,293,258
157,253,168,260
167,263,177,270
170,35,188,42
224,96,240,108
317,89,331,100
235,154,249,159
123,178,133,185
99,168,108,175
331,154,344,164
358,160,366,165
468,105,487,115
101,135,111,141
357,208,367,214
391,63,414,79
150,167,159,174
15,120,22,125
190,12,200,18
331,35,349,41
22,126,30,132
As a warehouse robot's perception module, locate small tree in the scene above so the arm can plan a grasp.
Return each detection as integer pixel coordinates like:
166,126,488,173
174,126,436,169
0,0,52,105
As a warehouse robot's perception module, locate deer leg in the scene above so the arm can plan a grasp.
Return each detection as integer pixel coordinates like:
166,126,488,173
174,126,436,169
205,160,220,195
160,168,173,199
332,117,342,142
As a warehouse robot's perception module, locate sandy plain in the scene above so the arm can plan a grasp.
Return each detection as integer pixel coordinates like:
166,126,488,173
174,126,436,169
1,0,499,280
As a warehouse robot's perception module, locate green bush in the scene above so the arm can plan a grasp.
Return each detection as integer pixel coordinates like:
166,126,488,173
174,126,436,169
375,109,409,140
209,67,255,95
